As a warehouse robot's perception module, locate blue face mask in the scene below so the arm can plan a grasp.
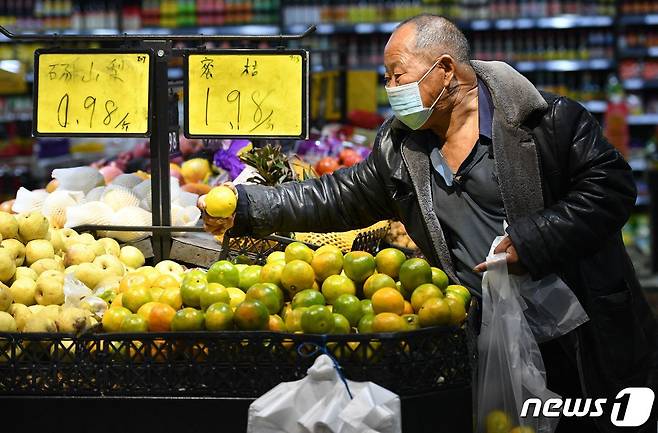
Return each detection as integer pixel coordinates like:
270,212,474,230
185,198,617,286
385,59,445,130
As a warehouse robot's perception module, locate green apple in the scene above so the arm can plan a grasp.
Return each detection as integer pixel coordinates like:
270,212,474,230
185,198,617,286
119,246,145,268
25,239,55,266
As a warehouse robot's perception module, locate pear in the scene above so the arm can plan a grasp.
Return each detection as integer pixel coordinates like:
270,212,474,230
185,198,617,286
25,239,55,266
31,258,64,275
65,265,78,275
0,311,16,332
40,304,61,322
14,266,37,281
9,278,37,306
0,282,12,311
35,270,65,306
1,239,25,267
23,315,57,333
97,238,120,257
64,243,95,266
17,212,49,242
77,233,96,246
0,249,16,283
93,255,125,278
10,303,31,331
55,307,88,333
74,263,107,289
28,304,45,315
119,246,145,268
0,212,18,240
56,228,79,253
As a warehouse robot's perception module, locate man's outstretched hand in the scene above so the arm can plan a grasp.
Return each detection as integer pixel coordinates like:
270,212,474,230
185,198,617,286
473,235,527,275
198,182,237,239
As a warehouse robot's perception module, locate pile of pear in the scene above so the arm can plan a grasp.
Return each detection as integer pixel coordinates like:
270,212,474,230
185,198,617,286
0,210,146,334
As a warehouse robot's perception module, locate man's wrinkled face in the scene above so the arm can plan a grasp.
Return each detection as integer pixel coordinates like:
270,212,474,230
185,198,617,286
383,24,446,109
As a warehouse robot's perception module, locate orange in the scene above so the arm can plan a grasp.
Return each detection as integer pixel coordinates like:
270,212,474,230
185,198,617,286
171,308,205,331
226,287,246,309
246,283,284,314
205,302,234,331
371,287,405,315
301,305,334,334
119,314,148,332
332,313,351,334
311,252,343,282
136,266,161,287
259,261,286,286
149,287,164,302
148,302,177,332
266,251,286,264
332,294,363,327
431,267,449,290
446,285,471,306
137,301,159,322
372,312,406,333
284,307,307,332
410,283,443,312
360,299,374,316
205,186,237,218
403,300,414,315
281,260,315,296
182,269,207,284
486,410,512,433
399,258,432,292
362,273,397,299
375,248,407,279
321,274,356,304
118,272,149,294
122,286,153,313
111,292,124,308
357,313,375,333
234,300,270,330
180,274,207,308
418,298,451,327
268,314,287,332
199,283,230,311
181,158,211,184
153,274,180,290
284,242,314,264
238,265,262,291
292,289,325,309
445,297,467,326
207,260,239,287
102,306,131,332
342,251,376,283
159,287,183,310
314,244,343,259
402,313,419,330
510,426,535,433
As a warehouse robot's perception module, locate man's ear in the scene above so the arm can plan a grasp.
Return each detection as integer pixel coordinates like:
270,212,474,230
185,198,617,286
438,55,455,87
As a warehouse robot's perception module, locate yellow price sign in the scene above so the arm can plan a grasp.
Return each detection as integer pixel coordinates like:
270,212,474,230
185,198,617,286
185,50,308,138
33,50,152,136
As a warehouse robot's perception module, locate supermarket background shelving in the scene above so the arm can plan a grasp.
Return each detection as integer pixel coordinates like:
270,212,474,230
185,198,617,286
0,0,657,305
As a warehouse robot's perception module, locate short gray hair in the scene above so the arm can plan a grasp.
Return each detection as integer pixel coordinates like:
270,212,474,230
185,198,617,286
396,14,471,64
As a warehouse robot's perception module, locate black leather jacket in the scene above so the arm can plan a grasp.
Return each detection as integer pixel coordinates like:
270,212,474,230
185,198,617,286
233,61,656,430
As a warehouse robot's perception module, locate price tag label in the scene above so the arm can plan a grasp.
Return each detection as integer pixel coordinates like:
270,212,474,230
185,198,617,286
184,50,308,139
33,50,152,136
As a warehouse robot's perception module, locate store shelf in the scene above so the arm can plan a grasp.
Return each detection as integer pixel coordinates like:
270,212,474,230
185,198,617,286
0,113,31,122
623,79,658,90
126,25,281,36
629,158,648,172
619,47,658,58
580,100,607,113
286,15,614,34
512,59,614,72
619,15,658,26
628,114,658,126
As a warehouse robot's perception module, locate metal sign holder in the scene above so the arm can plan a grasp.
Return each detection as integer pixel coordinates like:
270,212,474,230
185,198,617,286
0,24,315,262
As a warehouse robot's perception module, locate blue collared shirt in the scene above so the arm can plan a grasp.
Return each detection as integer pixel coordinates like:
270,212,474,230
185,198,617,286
429,79,506,295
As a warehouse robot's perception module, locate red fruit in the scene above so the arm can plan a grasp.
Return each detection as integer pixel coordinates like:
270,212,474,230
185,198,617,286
339,149,363,167
315,157,340,176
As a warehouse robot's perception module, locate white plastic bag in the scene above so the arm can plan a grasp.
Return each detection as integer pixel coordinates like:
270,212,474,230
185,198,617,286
476,236,560,433
247,354,401,433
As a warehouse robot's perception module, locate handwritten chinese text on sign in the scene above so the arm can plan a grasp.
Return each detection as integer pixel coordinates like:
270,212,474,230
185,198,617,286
186,51,308,138
34,51,151,136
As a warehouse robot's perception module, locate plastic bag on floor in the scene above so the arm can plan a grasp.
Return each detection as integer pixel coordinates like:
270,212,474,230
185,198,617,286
247,353,401,433
476,236,561,433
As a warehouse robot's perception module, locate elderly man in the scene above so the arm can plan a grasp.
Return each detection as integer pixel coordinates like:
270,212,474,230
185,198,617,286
201,14,656,433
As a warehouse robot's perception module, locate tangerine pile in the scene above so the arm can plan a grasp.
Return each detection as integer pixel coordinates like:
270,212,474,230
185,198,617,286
102,242,470,334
